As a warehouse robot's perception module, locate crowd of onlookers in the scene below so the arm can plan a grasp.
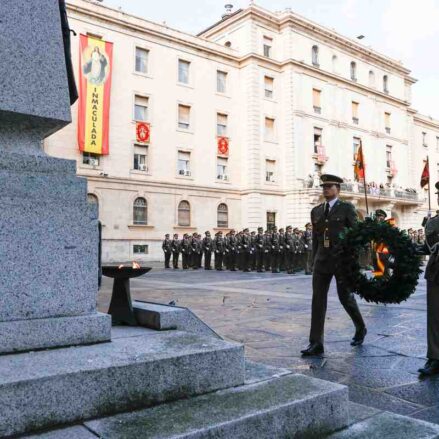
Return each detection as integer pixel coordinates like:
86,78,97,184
162,225,313,274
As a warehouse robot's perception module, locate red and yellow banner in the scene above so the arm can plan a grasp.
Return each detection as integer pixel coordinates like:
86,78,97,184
78,35,113,155
136,122,150,144
218,137,229,156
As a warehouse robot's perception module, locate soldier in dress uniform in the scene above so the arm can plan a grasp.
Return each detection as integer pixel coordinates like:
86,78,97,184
214,231,226,270
250,231,257,271
418,182,439,375
271,226,281,273
181,233,191,270
241,228,252,272
292,228,301,273
190,233,199,270
255,227,265,272
285,225,295,274
304,223,313,275
236,230,244,270
301,174,367,356
162,234,172,268
278,228,286,271
202,231,213,270
223,232,230,270
228,230,238,271
171,233,181,269
263,230,272,271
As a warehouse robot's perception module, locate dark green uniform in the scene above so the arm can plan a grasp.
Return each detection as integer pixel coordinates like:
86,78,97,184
171,235,181,269
309,199,365,345
162,236,172,268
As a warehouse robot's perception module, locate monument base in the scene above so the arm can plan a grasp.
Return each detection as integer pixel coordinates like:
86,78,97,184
0,312,111,354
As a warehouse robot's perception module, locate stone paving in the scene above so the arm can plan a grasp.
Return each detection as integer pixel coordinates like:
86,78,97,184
98,264,439,425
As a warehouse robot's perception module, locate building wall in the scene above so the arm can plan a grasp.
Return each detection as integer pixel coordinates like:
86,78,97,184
44,0,439,261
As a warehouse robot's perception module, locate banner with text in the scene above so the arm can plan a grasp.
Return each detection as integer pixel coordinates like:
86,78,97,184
78,35,113,155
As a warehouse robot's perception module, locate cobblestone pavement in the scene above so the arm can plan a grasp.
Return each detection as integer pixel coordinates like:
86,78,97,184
98,264,439,424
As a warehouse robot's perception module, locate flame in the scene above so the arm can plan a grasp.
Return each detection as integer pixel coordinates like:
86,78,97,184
132,261,141,269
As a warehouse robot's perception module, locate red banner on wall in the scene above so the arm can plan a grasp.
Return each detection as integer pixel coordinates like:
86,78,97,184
136,122,150,144
78,35,113,155
218,137,229,156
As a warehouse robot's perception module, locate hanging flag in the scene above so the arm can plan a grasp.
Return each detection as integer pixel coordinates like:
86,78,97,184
78,34,113,155
218,137,229,156
420,158,430,188
136,122,150,144
354,142,365,181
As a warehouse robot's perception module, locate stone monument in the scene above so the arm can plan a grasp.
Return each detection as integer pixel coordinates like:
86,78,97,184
0,0,111,353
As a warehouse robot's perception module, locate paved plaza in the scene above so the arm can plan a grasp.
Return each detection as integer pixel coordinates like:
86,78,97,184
99,265,439,425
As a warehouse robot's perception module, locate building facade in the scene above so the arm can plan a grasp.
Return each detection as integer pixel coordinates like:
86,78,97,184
45,0,439,261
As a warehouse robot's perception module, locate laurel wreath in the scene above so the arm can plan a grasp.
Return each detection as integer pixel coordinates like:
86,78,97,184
337,218,422,304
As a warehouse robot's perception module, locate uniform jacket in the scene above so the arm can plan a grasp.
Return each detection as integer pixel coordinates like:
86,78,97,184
285,232,295,253
181,238,192,255
255,233,265,251
304,230,313,251
213,237,226,253
162,239,172,253
311,199,357,274
202,237,213,253
171,239,181,253
241,234,252,253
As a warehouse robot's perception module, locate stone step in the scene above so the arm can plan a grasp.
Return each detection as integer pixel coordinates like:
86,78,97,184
83,374,349,438
327,411,439,438
133,300,221,339
0,329,244,438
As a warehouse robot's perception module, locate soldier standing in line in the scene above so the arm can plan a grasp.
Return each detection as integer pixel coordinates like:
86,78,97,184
162,234,172,269
202,231,213,270
190,233,199,270
181,233,191,270
236,230,244,270
263,230,272,271
301,174,367,356
292,228,301,273
228,230,238,271
214,231,226,270
278,228,286,271
303,223,313,275
255,227,265,272
197,233,203,268
171,233,181,269
271,226,281,273
241,228,252,272
285,225,295,274
250,231,257,271
297,230,307,272
224,232,230,270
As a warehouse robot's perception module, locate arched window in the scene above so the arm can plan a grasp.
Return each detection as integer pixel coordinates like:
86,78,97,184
217,203,228,228
87,193,99,217
178,200,190,226
133,197,147,225
350,61,357,81
332,54,338,73
312,45,319,66
383,75,389,93
368,70,375,87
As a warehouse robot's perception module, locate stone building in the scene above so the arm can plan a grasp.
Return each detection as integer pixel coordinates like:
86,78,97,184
45,0,439,261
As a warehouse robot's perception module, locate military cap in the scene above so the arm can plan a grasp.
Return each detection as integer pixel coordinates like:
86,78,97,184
257,226,263,231
243,228,249,232
320,174,343,186
305,222,311,227
375,209,387,218
435,181,439,194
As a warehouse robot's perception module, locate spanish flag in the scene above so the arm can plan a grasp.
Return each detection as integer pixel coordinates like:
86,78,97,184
78,35,113,155
354,141,365,181
420,158,430,188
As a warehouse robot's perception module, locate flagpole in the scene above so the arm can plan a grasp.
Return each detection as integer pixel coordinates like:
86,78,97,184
427,155,432,213
361,139,370,216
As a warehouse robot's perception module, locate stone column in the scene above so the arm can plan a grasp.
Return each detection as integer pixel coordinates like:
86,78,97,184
0,0,111,353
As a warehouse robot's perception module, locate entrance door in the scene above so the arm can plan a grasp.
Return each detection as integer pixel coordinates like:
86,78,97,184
267,212,276,231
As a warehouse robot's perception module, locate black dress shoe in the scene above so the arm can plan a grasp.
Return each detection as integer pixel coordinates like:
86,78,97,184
418,359,439,376
351,327,367,346
301,343,324,356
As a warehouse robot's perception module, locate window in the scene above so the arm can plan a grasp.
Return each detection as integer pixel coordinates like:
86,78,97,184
314,127,322,154
217,203,228,228
313,88,321,113
263,36,272,57
83,152,100,166
134,95,149,121
264,117,275,141
133,244,148,254
423,132,428,147
332,55,338,73
267,212,276,231
385,112,391,134
369,70,375,87
178,200,190,226
178,104,190,130
217,157,228,180
133,197,147,225
383,75,389,93
217,113,228,136
264,76,274,99
386,145,392,168
352,101,359,124
217,70,227,93
353,137,361,161
265,159,276,182
87,193,99,217
177,151,191,176
134,153,147,171
350,62,357,81
312,45,319,66
135,47,149,74
178,59,190,84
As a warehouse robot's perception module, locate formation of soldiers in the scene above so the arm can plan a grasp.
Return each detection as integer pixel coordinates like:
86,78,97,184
162,225,313,274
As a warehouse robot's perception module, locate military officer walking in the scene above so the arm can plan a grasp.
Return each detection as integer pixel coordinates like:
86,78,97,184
301,174,367,356
202,231,213,270
171,233,181,269
162,234,172,269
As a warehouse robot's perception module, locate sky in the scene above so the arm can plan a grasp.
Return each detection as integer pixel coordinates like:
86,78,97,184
103,0,439,119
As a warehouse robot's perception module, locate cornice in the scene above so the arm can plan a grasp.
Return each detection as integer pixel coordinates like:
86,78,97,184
413,114,439,130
